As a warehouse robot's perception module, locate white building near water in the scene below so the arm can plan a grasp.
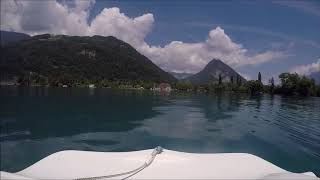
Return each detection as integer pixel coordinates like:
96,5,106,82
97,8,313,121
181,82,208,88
88,84,96,89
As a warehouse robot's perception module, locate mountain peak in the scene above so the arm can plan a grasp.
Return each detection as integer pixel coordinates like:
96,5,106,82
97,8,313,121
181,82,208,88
185,59,246,85
205,59,225,69
209,58,223,63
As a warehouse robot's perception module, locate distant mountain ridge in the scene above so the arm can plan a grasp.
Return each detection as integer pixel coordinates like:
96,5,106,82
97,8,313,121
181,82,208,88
1,33,176,84
309,71,320,85
169,72,194,80
0,30,31,46
185,59,246,85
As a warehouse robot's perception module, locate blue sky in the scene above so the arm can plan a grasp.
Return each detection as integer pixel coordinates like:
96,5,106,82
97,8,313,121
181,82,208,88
1,0,319,83
92,0,320,82
92,1,319,45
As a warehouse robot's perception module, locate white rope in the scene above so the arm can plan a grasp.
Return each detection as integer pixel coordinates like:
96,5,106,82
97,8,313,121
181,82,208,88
75,146,163,180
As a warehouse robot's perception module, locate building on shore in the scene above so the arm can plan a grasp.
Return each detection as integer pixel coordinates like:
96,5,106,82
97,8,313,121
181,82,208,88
88,84,96,89
151,83,172,92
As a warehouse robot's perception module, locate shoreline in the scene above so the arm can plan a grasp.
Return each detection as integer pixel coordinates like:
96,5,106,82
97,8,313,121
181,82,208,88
2,84,319,98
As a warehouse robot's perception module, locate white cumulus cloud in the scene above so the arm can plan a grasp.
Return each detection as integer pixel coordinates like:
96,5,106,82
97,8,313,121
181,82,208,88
88,7,154,47
140,27,289,73
0,0,289,73
290,59,320,75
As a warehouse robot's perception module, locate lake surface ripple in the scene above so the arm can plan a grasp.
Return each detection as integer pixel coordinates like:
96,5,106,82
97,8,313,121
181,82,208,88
0,87,319,175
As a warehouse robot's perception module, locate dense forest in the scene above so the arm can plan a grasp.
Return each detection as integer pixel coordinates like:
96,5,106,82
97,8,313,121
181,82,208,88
174,72,320,97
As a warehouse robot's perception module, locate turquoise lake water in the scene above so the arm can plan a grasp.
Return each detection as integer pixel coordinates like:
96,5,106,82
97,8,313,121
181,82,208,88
0,87,319,176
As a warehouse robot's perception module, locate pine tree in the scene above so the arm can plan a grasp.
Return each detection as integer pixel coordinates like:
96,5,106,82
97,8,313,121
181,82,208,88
236,75,239,86
258,72,262,83
269,77,275,93
237,74,241,86
230,76,234,84
271,77,274,87
219,74,222,85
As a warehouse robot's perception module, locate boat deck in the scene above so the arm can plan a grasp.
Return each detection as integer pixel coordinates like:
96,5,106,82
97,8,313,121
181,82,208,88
1,148,318,179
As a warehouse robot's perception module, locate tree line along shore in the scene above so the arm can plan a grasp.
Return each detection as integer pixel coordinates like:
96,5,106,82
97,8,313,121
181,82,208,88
1,71,319,97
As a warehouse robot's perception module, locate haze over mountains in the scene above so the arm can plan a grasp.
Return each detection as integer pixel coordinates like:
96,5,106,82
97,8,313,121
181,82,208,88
169,72,194,80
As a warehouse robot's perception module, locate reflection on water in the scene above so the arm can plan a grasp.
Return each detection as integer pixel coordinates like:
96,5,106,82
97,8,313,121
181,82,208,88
0,87,320,176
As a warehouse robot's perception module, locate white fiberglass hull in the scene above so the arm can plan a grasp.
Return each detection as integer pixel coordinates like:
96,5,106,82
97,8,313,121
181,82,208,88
1,148,318,179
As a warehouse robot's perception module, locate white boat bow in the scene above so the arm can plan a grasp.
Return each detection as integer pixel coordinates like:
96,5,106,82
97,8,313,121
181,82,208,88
1,147,318,179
